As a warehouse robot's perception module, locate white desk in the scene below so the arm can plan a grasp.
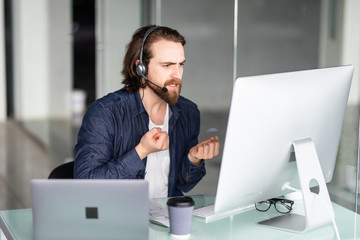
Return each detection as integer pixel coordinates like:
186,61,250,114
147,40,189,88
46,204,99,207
1,194,359,239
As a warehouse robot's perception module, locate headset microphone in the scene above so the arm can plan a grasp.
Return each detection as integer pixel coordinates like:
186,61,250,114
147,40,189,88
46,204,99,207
136,26,168,93
140,73,168,92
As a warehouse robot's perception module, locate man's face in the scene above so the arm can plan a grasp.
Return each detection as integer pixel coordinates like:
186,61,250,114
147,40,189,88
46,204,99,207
146,39,185,105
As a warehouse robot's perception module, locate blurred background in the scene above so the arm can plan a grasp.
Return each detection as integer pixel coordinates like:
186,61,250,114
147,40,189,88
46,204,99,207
0,0,359,224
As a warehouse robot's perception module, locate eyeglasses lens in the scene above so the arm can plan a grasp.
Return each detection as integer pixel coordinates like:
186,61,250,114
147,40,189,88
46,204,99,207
255,201,271,212
274,201,292,213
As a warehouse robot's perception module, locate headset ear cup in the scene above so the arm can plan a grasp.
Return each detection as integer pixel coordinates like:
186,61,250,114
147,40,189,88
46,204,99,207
136,63,147,77
136,63,147,88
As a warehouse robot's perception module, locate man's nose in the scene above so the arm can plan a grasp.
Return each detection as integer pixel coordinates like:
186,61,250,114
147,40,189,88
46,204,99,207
171,65,182,79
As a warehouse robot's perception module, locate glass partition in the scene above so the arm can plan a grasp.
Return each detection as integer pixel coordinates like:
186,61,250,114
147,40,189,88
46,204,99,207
236,0,320,77
158,0,360,223
161,0,234,111
160,0,235,194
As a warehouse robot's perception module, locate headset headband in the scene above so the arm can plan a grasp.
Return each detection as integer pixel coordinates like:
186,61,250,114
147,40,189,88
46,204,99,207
138,26,161,67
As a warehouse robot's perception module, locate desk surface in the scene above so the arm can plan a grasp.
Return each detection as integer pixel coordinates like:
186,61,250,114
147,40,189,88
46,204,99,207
1,194,359,240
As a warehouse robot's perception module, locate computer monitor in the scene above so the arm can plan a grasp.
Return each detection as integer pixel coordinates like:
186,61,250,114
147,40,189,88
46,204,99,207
214,65,353,231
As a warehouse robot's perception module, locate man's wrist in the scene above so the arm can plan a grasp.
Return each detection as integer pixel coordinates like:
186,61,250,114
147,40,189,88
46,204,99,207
135,144,148,160
188,154,202,166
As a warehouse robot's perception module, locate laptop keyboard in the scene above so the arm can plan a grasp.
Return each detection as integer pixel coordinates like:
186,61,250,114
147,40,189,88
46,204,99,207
149,199,170,227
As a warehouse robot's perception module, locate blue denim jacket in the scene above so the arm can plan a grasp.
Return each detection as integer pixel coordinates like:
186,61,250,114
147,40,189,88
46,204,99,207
74,89,206,197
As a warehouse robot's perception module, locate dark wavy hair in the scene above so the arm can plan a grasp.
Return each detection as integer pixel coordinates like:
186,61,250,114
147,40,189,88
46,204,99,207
121,25,186,93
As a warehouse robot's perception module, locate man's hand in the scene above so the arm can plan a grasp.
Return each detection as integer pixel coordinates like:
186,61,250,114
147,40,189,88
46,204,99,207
135,128,169,160
188,136,220,166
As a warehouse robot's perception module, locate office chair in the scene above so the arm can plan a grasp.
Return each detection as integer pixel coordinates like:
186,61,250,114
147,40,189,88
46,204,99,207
48,161,74,179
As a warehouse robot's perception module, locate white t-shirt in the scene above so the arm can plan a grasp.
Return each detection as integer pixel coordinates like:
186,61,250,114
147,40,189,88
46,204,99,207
145,104,170,198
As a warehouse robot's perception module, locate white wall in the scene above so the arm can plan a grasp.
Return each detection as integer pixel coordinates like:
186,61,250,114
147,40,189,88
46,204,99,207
48,0,72,118
12,0,49,119
12,0,71,120
0,0,6,121
96,0,141,98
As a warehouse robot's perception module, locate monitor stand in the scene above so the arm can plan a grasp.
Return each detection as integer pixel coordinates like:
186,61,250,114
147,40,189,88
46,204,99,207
259,138,334,232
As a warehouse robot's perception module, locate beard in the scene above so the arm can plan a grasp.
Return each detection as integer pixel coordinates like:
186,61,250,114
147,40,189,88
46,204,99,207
147,79,182,106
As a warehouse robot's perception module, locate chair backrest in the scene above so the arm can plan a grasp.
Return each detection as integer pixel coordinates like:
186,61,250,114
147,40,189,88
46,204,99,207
48,161,74,179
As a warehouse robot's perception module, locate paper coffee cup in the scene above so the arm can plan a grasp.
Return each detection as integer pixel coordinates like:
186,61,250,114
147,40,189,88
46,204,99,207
167,196,195,238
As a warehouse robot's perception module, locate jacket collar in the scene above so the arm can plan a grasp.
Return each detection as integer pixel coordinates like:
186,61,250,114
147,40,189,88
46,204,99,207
130,91,147,117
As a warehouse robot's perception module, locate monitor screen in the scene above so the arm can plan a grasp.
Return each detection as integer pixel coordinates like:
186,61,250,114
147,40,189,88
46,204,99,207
214,65,354,214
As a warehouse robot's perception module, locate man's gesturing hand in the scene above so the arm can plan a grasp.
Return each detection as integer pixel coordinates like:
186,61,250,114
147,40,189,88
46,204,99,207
135,128,169,160
188,136,220,166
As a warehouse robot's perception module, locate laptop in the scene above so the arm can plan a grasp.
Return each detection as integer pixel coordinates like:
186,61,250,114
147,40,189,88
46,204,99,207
31,179,149,240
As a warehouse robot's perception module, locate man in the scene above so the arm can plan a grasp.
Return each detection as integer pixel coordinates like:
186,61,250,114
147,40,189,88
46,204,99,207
74,25,220,197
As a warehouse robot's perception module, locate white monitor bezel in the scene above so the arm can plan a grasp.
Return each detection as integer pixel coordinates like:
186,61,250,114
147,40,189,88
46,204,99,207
214,65,354,214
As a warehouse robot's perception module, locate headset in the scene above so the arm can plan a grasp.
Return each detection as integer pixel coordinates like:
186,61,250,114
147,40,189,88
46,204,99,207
136,26,168,92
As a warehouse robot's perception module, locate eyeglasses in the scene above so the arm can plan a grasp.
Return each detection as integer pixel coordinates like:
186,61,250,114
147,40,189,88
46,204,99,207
255,198,294,214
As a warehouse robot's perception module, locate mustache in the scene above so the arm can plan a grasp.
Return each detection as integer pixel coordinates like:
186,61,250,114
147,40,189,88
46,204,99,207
164,79,182,86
